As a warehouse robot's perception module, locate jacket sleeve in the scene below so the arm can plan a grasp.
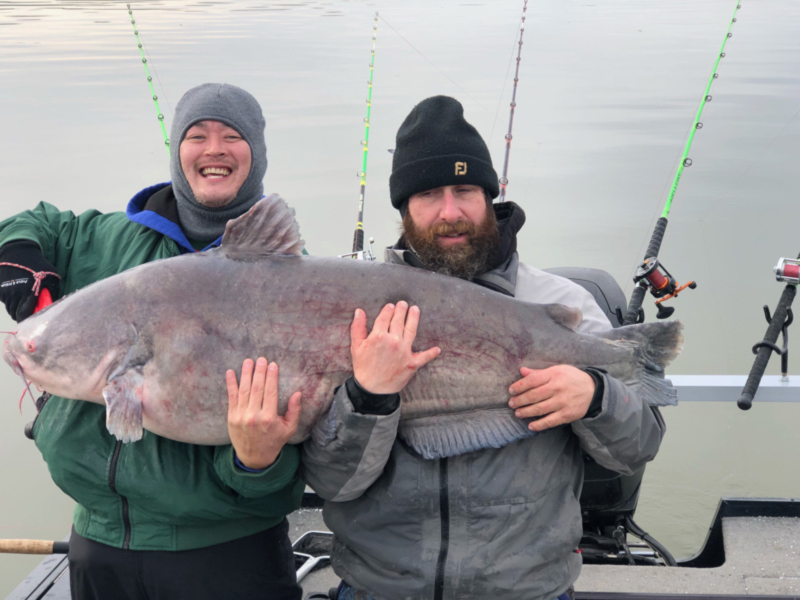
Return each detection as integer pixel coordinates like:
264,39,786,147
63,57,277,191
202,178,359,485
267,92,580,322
0,201,102,274
570,374,665,475
213,443,302,499
301,384,400,502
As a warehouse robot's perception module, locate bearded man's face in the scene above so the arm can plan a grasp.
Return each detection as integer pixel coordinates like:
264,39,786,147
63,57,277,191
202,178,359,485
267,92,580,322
403,185,499,281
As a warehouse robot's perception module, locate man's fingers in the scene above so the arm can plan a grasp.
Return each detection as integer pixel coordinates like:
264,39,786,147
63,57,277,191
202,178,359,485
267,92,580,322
403,305,421,341
372,303,395,333
508,383,554,409
528,411,567,432
226,370,239,414
350,308,368,347
262,361,279,413
238,359,255,407
412,346,441,370
388,301,408,336
247,357,268,411
283,392,303,435
509,367,551,396
514,397,558,419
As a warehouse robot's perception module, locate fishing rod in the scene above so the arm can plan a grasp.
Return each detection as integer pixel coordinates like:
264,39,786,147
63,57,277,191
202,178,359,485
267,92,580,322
0,539,68,555
622,2,743,325
737,256,798,410
497,0,528,203
127,4,170,154
341,13,379,261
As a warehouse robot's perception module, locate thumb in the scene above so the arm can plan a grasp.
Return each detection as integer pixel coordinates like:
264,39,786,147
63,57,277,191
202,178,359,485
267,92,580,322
283,392,302,435
16,292,38,322
350,308,367,348
412,346,441,370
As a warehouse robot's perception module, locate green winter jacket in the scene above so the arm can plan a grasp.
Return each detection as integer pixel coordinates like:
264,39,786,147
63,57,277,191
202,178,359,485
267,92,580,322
0,183,304,551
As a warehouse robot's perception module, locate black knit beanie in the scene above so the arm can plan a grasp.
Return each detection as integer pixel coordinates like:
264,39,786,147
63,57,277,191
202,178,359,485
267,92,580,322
389,96,499,210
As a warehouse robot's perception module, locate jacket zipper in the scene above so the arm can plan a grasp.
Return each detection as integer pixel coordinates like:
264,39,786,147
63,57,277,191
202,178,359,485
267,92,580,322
108,440,132,549
474,278,514,297
434,457,449,600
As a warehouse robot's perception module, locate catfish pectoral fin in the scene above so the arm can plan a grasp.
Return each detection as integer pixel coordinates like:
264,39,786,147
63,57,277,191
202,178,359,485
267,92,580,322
103,368,145,443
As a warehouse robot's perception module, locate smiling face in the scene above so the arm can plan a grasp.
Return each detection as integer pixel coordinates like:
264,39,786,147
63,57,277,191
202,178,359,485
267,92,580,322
403,184,500,280
179,120,252,208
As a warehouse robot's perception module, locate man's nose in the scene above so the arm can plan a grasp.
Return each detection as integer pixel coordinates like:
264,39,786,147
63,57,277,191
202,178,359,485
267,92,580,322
204,133,226,155
439,189,462,221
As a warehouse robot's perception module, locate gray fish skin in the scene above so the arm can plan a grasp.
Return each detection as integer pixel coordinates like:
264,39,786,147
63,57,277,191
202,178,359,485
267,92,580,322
3,196,683,455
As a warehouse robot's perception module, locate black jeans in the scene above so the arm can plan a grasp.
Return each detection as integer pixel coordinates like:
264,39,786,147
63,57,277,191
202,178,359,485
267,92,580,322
68,519,301,600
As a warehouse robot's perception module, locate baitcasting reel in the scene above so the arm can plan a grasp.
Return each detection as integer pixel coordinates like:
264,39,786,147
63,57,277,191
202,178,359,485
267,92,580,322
774,257,800,284
633,257,696,320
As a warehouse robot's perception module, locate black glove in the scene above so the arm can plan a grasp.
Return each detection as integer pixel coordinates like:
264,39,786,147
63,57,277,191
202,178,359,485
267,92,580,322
0,241,60,322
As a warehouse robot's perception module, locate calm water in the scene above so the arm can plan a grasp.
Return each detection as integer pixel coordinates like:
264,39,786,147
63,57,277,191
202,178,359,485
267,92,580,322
1,0,799,594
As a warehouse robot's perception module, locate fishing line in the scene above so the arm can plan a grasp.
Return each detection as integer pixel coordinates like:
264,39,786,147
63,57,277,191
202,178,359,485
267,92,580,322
377,14,492,115
127,4,170,154
350,12,379,260
488,21,523,147
622,1,742,325
139,32,174,117
497,0,528,203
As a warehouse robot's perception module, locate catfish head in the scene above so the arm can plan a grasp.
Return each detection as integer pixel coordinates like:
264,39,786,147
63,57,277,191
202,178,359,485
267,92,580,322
3,288,139,404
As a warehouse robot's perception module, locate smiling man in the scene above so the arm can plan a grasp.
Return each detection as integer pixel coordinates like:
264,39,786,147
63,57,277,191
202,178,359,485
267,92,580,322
302,96,665,600
0,83,303,600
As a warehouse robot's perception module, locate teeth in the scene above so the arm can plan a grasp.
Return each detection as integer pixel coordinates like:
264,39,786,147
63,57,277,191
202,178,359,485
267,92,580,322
201,167,231,176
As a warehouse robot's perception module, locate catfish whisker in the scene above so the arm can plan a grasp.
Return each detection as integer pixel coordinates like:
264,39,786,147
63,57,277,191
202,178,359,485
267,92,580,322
17,374,36,413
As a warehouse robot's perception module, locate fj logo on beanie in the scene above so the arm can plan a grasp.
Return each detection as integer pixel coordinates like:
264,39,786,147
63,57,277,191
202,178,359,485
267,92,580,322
455,162,467,175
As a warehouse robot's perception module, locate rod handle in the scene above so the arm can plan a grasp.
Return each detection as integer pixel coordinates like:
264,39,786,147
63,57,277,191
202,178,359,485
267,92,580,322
0,539,68,554
645,217,669,260
352,228,364,254
622,285,646,326
737,284,797,410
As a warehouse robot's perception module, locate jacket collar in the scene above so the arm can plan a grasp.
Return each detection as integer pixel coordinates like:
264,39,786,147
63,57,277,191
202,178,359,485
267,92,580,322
125,183,222,253
385,201,526,297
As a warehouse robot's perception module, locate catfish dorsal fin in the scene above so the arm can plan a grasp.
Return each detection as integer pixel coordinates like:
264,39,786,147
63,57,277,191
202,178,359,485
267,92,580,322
544,303,582,330
222,194,305,257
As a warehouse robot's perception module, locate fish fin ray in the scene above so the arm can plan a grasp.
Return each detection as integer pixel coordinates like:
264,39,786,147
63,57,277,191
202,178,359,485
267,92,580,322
221,194,305,258
399,408,536,459
597,321,684,406
103,368,144,443
543,304,582,330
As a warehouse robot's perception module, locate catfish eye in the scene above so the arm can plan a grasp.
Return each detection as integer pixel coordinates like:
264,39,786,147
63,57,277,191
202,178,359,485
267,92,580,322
26,341,36,353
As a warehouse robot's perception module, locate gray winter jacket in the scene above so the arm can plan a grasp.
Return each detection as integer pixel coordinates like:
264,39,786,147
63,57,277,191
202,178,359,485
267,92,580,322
302,250,665,600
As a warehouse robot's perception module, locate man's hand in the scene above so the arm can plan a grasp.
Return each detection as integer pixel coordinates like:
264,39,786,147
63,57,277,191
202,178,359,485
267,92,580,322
226,357,302,470
0,241,60,322
351,301,441,394
508,365,596,432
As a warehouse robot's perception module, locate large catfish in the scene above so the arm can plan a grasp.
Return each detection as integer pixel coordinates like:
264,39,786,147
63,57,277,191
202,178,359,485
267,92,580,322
3,195,683,459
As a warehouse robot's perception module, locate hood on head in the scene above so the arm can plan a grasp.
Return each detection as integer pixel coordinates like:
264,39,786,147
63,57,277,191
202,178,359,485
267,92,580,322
169,83,268,209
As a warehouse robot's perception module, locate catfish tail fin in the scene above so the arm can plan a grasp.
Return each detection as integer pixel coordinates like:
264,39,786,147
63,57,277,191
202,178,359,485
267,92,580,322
596,321,684,407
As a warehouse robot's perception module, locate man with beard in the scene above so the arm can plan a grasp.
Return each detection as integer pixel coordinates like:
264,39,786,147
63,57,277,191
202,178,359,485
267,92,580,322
302,96,665,600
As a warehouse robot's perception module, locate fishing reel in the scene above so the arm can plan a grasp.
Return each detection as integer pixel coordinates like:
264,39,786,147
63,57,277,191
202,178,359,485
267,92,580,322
338,237,376,262
633,257,696,319
774,257,800,284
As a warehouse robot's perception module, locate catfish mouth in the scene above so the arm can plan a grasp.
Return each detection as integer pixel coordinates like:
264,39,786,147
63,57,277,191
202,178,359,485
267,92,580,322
3,340,23,378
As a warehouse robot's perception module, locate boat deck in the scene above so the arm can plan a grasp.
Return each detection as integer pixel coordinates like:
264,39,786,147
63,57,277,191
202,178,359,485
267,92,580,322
8,509,799,599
